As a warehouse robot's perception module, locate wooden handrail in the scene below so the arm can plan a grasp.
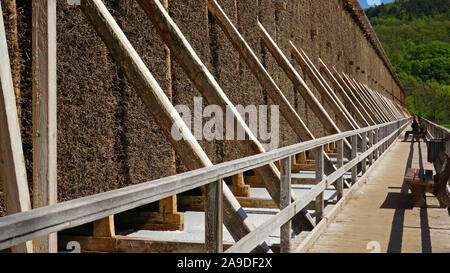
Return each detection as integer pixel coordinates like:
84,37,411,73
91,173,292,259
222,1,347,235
226,119,409,252
0,118,409,251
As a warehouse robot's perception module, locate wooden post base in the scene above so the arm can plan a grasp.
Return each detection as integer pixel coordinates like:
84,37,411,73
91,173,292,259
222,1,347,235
59,235,232,253
115,211,184,231
229,173,250,197
229,184,250,197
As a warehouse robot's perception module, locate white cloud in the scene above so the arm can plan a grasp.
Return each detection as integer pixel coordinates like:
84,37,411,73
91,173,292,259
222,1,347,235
367,0,382,6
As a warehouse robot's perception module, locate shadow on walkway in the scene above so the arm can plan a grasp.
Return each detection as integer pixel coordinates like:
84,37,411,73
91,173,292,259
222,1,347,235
383,139,432,253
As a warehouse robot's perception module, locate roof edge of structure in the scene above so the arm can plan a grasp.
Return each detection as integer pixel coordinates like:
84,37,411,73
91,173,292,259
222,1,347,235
343,0,406,99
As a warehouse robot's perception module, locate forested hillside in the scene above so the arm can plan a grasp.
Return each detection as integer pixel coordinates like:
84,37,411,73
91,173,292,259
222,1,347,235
365,0,449,126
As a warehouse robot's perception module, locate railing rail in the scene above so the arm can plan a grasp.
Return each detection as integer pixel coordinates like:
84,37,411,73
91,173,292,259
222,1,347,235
0,118,410,251
420,117,450,140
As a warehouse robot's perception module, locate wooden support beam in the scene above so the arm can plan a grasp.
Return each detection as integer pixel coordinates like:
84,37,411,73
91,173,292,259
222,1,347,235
205,179,223,253
178,195,318,211
115,210,184,231
294,48,359,131
93,216,115,237
79,0,268,252
330,67,377,125
206,0,314,143
256,23,334,135
361,132,367,174
318,59,371,127
298,152,307,163
351,135,358,184
137,0,315,235
351,79,390,123
229,173,250,197
336,139,344,201
374,89,400,120
314,145,324,224
341,73,384,124
378,94,397,119
370,89,395,120
378,91,400,120
256,22,352,159
59,235,233,253
375,128,380,160
361,85,394,121
280,156,291,253
0,2,32,253
369,130,374,166
291,163,316,172
156,0,182,234
387,98,403,119
31,0,58,253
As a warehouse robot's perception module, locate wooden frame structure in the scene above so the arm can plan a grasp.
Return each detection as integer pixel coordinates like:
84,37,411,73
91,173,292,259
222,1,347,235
0,118,410,252
0,0,410,253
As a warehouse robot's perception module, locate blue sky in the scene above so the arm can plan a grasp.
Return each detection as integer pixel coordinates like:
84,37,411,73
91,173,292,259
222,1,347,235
359,0,395,9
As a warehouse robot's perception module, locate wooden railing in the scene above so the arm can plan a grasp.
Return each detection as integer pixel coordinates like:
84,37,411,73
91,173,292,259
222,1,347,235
420,118,450,141
0,118,410,252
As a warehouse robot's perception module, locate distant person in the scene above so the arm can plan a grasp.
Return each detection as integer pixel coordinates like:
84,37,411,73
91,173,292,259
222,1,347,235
403,116,419,142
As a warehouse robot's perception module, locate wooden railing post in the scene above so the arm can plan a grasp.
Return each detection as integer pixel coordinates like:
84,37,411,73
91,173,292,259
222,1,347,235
369,130,374,166
361,131,367,174
205,180,223,253
336,139,344,201
32,0,58,253
374,128,379,160
314,146,324,224
280,157,292,253
351,135,358,184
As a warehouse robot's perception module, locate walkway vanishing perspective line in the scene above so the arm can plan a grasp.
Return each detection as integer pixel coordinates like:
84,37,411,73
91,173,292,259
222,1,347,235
306,137,450,253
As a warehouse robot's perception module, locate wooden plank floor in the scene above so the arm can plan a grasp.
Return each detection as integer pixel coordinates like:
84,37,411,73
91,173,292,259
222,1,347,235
307,138,450,253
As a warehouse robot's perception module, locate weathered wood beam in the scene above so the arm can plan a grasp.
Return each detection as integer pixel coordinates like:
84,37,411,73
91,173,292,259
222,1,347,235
136,0,315,235
361,132,367,174
362,85,395,121
340,73,384,123
318,59,371,127
351,135,357,184
205,179,223,253
314,145,324,224
256,22,352,158
279,156,291,253
388,98,403,119
207,0,314,142
206,2,340,177
346,77,385,122
375,91,397,119
0,118,410,251
79,0,268,252
93,216,115,237
336,139,344,200
390,99,405,119
373,89,401,120
229,173,250,197
363,85,393,122
294,48,359,131
31,0,58,253
157,0,181,232
0,2,32,253
330,67,377,125
177,194,329,211
59,235,233,253
350,78,390,122
115,210,183,231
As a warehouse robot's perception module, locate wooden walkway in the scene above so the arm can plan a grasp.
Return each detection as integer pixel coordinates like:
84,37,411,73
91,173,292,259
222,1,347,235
307,138,450,253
